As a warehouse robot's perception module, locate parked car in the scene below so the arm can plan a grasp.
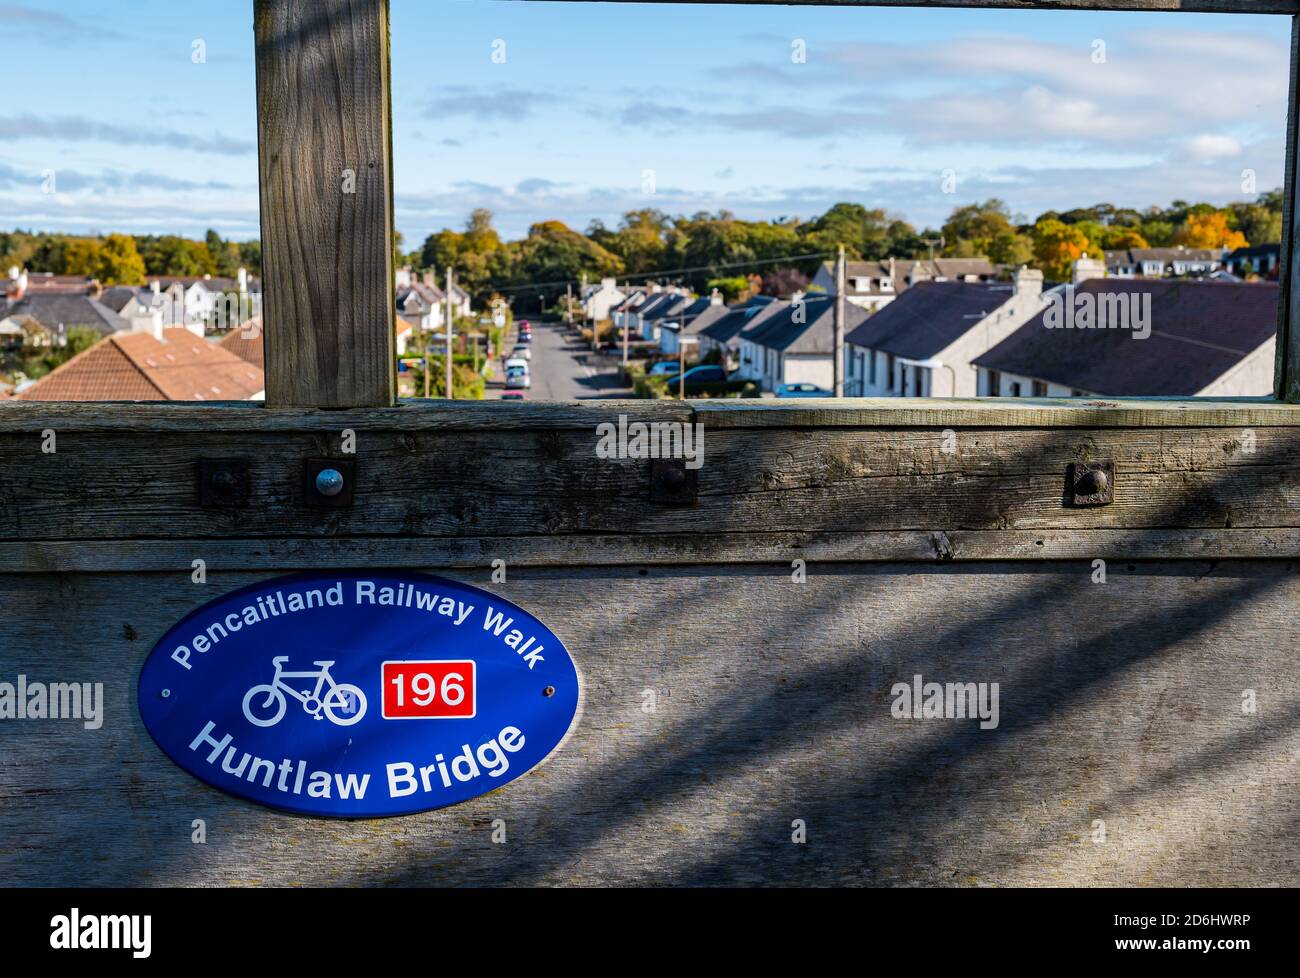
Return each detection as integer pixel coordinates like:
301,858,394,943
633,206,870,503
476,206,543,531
777,382,832,398
504,357,531,389
661,365,726,387
500,391,526,400
511,344,532,360
647,361,681,376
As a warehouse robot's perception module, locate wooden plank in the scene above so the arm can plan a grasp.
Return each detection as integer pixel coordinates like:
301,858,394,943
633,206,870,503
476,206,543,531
549,0,1300,13
4,398,1300,433
3,562,1297,885
3,527,1298,573
0,399,694,433
4,425,1300,541
694,397,1300,428
254,0,395,408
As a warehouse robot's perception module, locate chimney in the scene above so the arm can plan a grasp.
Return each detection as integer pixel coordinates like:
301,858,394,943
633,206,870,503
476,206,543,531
10,271,29,300
1014,265,1043,298
1071,253,1107,285
238,267,248,293
710,288,723,306
151,280,161,296
7,265,19,282
601,277,615,290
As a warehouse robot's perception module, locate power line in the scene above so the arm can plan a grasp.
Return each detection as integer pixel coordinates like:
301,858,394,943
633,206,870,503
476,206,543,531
484,251,838,296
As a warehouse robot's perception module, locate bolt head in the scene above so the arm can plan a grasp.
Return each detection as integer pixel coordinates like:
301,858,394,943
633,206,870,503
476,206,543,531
1076,468,1108,496
315,468,345,497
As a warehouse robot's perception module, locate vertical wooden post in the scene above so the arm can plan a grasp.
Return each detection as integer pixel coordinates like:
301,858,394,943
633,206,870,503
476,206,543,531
1278,17,1300,400
254,0,396,408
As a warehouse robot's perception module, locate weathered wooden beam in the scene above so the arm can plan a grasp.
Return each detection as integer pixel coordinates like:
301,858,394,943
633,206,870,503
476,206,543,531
4,421,1300,541
5,562,1299,886
254,0,396,408
2,527,1297,572
3,398,1300,433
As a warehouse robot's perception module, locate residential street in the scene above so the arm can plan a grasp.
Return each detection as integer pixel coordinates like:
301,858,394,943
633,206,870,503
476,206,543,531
488,319,633,400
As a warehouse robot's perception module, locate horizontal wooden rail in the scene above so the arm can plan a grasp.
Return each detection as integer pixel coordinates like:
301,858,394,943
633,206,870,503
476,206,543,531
3,398,1300,431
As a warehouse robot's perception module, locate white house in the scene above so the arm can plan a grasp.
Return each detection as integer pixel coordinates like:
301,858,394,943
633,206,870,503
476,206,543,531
1104,247,1224,279
658,292,728,356
633,291,691,342
582,277,627,323
972,278,1279,397
737,295,869,392
843,266,1045,397
812,256,998,313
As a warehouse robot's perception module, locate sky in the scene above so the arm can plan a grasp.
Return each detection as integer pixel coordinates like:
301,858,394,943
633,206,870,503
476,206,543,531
0,1,1290,245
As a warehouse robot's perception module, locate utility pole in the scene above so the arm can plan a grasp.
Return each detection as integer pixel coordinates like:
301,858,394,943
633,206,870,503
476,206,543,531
678,330,685,399
833,244,846,397
445,267,454,400
621,282,630,373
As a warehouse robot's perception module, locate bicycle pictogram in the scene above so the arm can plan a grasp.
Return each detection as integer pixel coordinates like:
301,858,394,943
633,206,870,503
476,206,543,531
241,655,367,727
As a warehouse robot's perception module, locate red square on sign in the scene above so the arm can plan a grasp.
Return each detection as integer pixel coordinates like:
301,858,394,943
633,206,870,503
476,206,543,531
381,660,476,719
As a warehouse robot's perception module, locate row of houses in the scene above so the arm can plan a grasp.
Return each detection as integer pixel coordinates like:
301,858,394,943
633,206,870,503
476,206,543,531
2,265,261,350
395,267,472,354
2,261,477,401
609,257,1278,398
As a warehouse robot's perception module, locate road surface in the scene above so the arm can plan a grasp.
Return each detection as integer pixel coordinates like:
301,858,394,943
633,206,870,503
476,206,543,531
488,320,633,401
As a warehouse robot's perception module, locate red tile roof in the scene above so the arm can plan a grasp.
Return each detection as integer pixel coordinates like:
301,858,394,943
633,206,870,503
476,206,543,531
216,319,264,370
17,328,264,401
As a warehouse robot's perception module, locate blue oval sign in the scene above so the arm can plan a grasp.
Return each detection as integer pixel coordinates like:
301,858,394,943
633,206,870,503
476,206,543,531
138,572,580,817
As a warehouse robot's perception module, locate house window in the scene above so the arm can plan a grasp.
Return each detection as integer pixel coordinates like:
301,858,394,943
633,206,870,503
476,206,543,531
1009,381,1022,397
1032,380,1047,396
986,370,1000,397
887,354,896,391
869,350,877,386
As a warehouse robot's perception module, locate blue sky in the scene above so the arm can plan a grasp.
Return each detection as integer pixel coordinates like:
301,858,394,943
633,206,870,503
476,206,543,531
0,1,1289,244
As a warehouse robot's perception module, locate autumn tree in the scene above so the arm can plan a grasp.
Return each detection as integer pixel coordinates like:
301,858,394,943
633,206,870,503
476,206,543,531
96,234,146,285
62,238,102,278
1174,211,1247,250
1032,219,1093,282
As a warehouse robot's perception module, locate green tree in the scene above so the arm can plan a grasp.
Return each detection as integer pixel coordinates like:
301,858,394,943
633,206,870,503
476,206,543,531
63,238,102,278
96,234,146,285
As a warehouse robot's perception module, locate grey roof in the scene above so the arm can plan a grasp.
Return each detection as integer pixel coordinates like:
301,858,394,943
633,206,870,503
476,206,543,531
98,286,142,312
0,294,128,336
699,296,779,345
1228,243,1280,260
844,281,1013,359
636,293,688,320
971,279,1279,396
743,295,869,354
1108,247,1223,265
